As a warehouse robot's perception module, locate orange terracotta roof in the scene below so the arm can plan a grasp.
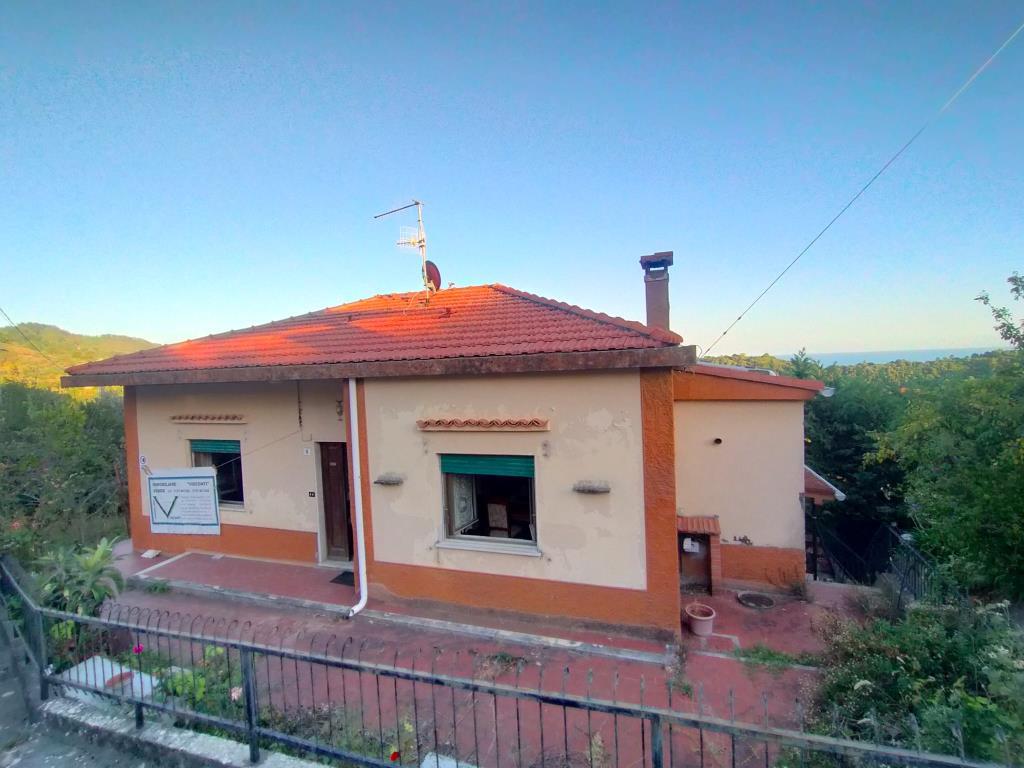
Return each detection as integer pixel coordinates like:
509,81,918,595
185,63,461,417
674,365,824,401
691,364,824,391
677,516,721,536
66,284,682,378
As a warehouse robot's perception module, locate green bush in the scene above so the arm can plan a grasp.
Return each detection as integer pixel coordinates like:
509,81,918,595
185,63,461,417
160,646,243,719
0,383,127,561
881,352,1024,598
36,537,124,616
814,601,1024,761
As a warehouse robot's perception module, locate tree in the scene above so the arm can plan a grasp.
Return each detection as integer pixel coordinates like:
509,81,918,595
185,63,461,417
805,377,907,522
976,272,1024,350
882,354,1024,597
788,348,823,380
0,383,127,560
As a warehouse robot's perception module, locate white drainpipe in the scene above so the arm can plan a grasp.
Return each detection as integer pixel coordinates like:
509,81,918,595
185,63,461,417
346,377,369,619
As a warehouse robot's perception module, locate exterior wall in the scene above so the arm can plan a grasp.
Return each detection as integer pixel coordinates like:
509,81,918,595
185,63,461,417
124,369,683,633
358,370,681,634
364,372,645,587
720,545,805,584
127,381,347,561
674,400,806,585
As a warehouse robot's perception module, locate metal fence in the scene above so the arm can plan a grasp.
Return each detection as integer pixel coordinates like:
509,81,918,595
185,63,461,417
807,520,964,609
872,527,965,610
0,557,1005,768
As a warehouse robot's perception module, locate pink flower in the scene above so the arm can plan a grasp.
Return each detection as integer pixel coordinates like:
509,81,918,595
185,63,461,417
230,686,243,702
132,644,144,655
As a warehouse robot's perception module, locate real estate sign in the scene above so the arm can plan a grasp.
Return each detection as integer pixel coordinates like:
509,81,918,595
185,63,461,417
147,468,220,535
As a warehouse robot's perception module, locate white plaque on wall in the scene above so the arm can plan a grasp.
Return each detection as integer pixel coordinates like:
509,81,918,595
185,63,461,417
147,468,220,536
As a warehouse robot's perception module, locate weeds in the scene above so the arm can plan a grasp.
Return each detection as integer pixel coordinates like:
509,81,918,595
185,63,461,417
477,651,527,679
260,707,421,765
667,645,694,698
733,644,821,671
143,579,171,594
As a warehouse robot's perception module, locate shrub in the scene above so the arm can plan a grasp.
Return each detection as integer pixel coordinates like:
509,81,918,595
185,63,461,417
814,601,1024,761
0,383,127,562
36,537,124,616
160,646,243,719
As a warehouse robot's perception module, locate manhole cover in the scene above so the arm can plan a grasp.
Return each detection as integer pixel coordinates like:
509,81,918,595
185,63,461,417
737,592,775,609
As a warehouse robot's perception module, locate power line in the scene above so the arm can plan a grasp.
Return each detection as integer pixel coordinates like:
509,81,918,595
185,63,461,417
143,428,303,477
701,17,1024,358
0,303,65,372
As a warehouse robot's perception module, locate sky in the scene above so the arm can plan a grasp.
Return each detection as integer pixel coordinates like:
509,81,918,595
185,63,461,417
1,2,1022,356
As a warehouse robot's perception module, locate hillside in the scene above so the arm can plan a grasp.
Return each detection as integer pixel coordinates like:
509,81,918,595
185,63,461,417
0,323,155,392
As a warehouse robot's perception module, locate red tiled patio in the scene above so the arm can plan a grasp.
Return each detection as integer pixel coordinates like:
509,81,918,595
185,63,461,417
113,543,867,731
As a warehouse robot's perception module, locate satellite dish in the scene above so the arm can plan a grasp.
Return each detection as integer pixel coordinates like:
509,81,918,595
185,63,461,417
425,261,442,292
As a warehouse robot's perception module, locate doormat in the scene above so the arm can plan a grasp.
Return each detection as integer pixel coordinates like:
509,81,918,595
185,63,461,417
330,571,355,586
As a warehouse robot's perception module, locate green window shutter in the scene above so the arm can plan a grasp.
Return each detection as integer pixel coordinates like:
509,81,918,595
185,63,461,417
190,439,241,454
440,454,534,478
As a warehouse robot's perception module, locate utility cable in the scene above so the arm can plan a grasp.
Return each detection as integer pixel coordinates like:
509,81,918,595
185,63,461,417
0,303,65,372
141,428,302,476
701,17,1024,358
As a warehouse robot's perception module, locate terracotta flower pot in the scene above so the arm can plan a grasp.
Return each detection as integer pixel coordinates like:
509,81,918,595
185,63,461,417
685,602,716,637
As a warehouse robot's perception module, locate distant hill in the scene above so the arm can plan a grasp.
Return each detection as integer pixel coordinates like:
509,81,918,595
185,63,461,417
0,323,155,392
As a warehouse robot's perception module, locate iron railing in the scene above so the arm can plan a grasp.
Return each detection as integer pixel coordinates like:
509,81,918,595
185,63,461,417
807,520,965,608
0,557,1008,768
874,526,965,610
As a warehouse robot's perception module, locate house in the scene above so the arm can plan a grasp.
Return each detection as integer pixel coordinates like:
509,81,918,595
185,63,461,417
63,253,823,638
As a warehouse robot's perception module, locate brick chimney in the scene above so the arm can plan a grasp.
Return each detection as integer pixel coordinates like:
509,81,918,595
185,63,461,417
639,251,673,331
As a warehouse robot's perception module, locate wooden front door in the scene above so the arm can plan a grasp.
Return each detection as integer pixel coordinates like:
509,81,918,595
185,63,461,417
320,443,351,560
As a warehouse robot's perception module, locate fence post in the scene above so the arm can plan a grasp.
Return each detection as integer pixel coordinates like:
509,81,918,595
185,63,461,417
650,714,665,768
240,648,260,764
33,606,48,702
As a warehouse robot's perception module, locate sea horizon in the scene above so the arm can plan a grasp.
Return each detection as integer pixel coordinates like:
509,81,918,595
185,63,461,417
783,347,1007,366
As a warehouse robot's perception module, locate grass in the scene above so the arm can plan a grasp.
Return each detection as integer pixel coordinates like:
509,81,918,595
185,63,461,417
143,579,171,594
733,644,821,671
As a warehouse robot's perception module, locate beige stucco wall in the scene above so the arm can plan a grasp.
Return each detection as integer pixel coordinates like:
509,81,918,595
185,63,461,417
135,381,346,544
363,372,648,590
674,400,805,549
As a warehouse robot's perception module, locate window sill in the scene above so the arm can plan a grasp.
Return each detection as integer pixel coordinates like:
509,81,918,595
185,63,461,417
220,502,247,513
435,538,542,557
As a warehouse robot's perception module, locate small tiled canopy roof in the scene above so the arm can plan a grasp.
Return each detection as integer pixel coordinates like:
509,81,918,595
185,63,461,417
804,465,846,503
677,516,721,536
64,284,694,386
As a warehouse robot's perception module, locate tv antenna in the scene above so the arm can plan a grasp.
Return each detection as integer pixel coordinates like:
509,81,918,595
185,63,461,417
373,199,440,291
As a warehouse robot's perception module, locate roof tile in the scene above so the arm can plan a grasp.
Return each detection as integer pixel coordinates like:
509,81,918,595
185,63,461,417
67,284,682,377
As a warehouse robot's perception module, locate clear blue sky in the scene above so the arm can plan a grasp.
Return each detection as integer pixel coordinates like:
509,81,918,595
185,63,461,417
1,2,1021,355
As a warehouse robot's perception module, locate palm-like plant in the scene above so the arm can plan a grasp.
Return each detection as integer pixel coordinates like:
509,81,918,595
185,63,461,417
37,537,124,616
